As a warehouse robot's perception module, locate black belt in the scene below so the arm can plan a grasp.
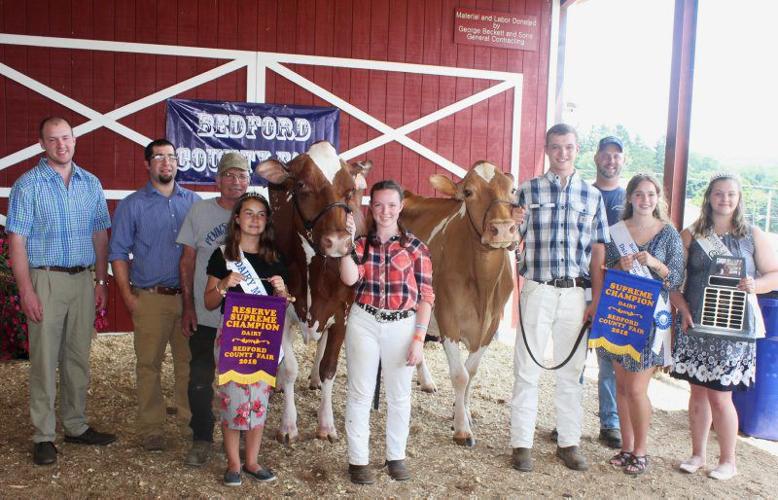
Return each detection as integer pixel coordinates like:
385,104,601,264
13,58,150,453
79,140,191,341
34,265,88,275
134,285,183,296
537,277,589,289
356,302,415,323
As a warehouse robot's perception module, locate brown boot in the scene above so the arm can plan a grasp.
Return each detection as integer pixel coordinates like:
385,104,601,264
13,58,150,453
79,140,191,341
512,447,533,472
556,445,589,471
385,459,411,481
348,464,376,485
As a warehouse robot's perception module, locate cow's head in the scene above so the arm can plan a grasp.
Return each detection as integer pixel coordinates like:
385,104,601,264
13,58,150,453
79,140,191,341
430,161,518,249
257,141,370,257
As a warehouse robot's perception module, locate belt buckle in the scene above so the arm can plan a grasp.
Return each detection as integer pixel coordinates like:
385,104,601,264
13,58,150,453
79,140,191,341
374,309,389,323
553,278,572,288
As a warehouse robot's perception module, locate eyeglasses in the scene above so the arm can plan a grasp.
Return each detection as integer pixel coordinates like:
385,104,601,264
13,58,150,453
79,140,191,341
221,171,250,181
150,154,178,163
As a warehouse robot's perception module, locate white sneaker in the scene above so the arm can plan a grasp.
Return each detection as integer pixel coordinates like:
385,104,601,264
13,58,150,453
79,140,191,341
708,463,737,481
679,457,705,474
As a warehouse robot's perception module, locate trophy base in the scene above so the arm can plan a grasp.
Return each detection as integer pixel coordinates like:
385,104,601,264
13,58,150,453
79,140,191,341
686,325,754,342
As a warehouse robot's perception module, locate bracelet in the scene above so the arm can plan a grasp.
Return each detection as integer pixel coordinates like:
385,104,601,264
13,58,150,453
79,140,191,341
215,282,226,297
95,279,108,286
414,323,428,331
412,334,424,343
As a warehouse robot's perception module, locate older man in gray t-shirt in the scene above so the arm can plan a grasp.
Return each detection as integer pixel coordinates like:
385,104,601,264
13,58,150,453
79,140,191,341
176,152,250,466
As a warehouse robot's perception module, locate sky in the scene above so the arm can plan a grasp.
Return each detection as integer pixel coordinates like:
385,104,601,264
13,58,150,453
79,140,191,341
562,0,778,166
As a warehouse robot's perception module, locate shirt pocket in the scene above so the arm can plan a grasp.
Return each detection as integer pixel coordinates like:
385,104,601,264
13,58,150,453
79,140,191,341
390,251,413,274
570,200,595,228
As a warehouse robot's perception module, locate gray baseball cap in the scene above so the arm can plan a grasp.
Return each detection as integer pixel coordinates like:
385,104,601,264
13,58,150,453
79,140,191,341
597,136,624,152
217,152,250,175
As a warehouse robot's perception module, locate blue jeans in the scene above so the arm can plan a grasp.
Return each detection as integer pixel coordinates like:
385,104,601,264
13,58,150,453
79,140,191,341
597,351,620,430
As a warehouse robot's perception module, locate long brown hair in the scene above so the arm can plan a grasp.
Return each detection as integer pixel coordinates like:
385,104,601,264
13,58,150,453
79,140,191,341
223,193,280,263
621,173,670,223
690,174,748,238
359,180,410,263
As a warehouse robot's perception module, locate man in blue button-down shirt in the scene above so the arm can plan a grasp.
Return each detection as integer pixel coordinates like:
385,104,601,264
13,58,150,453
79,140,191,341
109,139,200,451
8,116,116,466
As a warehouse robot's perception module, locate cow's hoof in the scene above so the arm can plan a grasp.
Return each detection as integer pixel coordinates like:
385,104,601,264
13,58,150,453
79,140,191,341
275,430,299,445
418,382,437,393
453,434,476,448
309,381,322,390
315,429,339,443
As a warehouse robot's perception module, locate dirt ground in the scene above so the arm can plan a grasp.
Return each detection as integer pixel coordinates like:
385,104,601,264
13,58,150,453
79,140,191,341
1,334,777,499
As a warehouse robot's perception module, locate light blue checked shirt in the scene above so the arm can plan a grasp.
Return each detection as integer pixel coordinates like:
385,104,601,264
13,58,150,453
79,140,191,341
7,158,110,268
108,182,200,288
517,170,610,282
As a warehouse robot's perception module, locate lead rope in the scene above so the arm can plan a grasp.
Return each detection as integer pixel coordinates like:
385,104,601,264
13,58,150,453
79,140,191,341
517,297,591,370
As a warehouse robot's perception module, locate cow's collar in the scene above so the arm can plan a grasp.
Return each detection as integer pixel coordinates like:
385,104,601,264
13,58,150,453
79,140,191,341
291,191,352,256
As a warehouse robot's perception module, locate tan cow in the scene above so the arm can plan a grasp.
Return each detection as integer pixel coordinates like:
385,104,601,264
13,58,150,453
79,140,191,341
401,161,519,446
258,141,370,443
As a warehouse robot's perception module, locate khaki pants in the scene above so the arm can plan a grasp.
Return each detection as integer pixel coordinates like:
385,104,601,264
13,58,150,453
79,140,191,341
28,269,94,443
132,290,191,438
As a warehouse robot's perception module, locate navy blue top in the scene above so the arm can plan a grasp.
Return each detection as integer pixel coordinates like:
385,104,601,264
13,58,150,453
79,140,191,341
595,185,626,226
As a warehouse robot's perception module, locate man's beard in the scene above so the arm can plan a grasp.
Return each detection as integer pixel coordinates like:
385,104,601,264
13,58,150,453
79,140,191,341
159,174,174,184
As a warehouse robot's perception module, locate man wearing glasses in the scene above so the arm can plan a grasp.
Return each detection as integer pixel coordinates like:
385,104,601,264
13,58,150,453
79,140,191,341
109,139,200,451
176,152,251,466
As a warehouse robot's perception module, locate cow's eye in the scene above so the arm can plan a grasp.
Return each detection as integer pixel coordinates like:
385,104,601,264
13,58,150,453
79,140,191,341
463,189,473,198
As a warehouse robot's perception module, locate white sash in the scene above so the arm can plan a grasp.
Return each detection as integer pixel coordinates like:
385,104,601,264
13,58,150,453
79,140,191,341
222,246,268,296
221,246,284,362
694,233,765,339
609,222,673,365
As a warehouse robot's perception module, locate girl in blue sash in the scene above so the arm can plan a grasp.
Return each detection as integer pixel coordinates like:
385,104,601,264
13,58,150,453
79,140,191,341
204,193,291,487
598,174,684,475
671,174,778,480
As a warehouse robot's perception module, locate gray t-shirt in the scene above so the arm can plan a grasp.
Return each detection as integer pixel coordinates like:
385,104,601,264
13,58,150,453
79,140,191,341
176,198,231,328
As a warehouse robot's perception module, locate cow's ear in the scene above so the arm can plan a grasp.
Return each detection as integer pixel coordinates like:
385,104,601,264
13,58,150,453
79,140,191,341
257,159,290,185
429,174,459,198
348,160,372,190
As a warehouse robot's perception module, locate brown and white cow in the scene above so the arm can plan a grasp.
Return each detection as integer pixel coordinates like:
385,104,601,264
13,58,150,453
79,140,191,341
401,161,519,446
257,141,370,443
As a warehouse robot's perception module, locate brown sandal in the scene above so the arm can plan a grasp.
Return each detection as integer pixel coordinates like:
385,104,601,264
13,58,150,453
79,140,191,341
609,451,633,467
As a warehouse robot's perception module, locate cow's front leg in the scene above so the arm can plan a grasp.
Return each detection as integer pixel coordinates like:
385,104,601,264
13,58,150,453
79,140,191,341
442,338,475,447
309,331,327,389
277,312,299,444
463,346,487,427
415,352,437,393
316,322,346,442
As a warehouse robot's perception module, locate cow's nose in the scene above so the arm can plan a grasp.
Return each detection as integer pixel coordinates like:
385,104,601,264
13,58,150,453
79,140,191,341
322,236,334,250
487,221,518,241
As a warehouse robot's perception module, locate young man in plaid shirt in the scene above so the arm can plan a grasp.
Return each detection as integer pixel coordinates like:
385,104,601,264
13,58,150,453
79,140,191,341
510,123,610,473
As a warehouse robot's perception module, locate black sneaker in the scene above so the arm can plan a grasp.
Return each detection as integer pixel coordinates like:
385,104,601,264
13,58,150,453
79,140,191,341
64,427,116,446
33,441,57,465
599,428,622,449
243,465,277,482
223,469,241,487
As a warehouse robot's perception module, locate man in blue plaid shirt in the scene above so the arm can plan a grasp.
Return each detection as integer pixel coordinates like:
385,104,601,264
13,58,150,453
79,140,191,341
7,117,116,466
510,123,609,473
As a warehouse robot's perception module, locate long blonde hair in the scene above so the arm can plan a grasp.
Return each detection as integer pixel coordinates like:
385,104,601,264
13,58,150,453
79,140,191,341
690,174,748,238
621,173,670,223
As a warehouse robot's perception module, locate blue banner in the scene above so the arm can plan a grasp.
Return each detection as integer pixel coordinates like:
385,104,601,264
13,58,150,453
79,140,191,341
166,98,339,185
588,269,663,362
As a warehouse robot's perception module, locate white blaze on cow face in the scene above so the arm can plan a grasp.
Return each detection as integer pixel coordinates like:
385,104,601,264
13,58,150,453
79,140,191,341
473,162,496,183
307,141,342,183
299,234,316,322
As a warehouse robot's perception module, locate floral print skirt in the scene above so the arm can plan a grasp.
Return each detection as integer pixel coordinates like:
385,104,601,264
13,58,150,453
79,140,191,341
214,327,273,430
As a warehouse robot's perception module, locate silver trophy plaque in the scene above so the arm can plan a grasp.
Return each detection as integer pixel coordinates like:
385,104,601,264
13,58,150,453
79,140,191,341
688,256,752,341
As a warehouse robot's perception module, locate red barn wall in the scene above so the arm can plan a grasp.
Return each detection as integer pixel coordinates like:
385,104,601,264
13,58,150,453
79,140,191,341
0,0,552,332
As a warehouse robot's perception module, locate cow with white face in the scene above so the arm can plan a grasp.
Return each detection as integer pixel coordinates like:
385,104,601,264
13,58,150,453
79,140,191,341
401,161,520,446
257,141,371,443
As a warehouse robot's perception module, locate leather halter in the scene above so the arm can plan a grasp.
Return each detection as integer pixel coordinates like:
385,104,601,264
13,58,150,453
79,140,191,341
292,192,352,256
464,197,519,249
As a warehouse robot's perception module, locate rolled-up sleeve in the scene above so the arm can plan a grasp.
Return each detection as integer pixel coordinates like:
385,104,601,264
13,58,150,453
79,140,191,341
108,197,135,262
414,242,435,306
352,237,367,282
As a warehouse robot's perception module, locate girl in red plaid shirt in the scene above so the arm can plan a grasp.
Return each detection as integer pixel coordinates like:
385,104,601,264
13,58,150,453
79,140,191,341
339,180,434,485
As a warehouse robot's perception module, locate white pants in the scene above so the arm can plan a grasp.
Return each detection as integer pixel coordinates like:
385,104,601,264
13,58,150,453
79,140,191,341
345,305,415,465
510,280,587,448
